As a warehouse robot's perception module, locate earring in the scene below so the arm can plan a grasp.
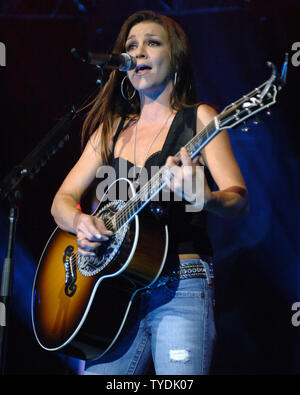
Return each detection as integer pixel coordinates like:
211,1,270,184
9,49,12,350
121,75,136,101
173,71,178,85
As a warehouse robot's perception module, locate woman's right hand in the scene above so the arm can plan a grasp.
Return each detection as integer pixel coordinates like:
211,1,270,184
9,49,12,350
74,213,113,256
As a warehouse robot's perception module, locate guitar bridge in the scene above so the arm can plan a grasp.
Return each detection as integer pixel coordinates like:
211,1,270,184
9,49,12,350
63,245,77,297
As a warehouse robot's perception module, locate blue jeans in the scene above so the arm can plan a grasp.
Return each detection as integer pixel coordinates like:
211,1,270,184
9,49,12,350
84,259,216,375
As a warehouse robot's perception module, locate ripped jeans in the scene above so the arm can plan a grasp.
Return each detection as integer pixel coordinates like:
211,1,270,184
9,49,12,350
84,259,216,375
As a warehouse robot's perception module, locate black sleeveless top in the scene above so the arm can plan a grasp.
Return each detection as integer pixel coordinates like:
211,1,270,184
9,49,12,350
108,105,213,262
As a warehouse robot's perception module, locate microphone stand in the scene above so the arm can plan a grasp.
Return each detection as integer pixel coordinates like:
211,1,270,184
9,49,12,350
0,191,20,375
0,67,104,375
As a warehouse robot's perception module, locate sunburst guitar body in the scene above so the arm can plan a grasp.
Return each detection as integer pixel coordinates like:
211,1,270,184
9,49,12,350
32,178,168,360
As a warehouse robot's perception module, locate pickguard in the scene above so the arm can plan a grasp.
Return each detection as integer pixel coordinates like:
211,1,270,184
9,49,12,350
77,200,129,277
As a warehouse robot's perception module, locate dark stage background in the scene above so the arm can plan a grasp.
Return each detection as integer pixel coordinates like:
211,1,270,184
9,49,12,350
0,0,299,375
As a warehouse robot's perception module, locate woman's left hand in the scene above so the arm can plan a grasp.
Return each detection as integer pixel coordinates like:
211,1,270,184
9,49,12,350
164,147,212,209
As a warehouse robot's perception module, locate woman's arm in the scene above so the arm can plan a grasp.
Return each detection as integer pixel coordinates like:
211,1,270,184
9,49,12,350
51,129,112,255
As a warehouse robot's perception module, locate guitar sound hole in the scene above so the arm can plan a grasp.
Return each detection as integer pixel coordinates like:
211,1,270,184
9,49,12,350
77,200,129,277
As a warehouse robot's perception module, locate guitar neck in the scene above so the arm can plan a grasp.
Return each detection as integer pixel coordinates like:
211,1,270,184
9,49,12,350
178,117,220,160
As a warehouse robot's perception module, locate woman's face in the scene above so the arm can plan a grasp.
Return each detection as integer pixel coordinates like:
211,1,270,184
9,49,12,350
125,22,173,96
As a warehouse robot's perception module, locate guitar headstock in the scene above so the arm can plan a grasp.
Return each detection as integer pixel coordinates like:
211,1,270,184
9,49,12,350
218,54,288,131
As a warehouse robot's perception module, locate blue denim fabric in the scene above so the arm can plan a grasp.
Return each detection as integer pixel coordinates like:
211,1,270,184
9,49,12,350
84,259,216,375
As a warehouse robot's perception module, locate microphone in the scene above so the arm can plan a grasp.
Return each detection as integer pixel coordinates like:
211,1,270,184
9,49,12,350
71,48,137,71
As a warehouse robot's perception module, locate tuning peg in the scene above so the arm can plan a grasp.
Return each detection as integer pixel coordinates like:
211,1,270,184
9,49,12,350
241,122,250,132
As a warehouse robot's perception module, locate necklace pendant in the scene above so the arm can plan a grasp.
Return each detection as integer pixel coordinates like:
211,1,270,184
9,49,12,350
132,179,140,191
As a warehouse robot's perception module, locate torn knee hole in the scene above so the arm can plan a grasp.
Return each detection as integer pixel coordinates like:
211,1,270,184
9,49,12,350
169,349,190,362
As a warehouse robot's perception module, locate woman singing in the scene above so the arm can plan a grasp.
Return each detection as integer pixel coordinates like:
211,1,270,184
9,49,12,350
51,10,248,374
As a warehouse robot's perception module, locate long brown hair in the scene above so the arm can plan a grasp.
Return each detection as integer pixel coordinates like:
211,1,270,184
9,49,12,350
81,10,199,163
